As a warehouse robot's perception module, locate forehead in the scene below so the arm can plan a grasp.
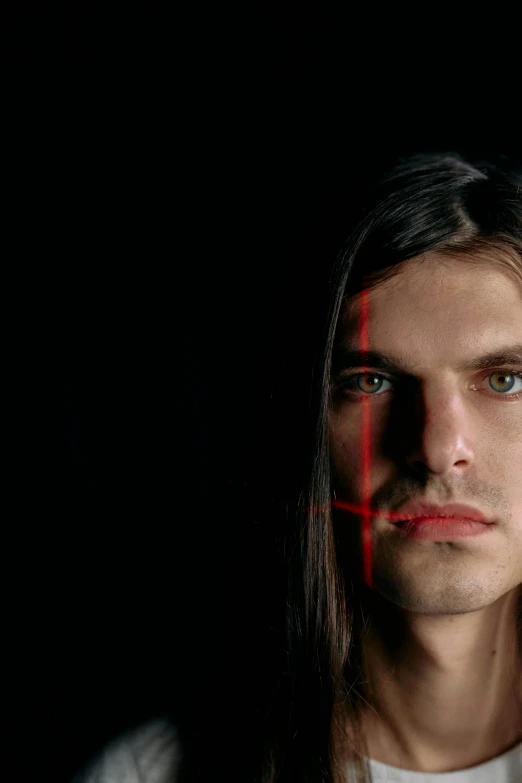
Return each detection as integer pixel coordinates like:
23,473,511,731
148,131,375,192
340,255,522,365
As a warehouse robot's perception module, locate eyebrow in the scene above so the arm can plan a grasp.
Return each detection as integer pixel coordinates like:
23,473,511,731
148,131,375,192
332,344,522,376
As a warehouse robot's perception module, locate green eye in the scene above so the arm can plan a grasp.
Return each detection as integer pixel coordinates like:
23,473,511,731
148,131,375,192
357,375,387,393
344,374,393,395
488,372,522,394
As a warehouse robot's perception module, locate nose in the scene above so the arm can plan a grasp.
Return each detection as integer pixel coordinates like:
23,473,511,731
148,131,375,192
404,382,475,476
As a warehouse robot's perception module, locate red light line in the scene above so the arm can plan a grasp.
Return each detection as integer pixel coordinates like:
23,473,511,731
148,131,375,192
330,499,404,522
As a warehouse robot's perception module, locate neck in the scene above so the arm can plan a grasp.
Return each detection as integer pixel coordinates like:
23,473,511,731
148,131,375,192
357,584,522,773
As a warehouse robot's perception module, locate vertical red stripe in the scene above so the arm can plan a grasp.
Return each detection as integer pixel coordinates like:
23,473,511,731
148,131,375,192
359,289,373,588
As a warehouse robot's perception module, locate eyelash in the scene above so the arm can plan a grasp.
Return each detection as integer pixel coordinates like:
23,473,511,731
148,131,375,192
337,369,522,401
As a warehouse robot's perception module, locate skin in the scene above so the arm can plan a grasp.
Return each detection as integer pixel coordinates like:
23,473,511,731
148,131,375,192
328,253,522,773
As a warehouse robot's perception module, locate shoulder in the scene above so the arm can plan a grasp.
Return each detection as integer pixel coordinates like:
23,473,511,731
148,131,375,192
71,715,182,783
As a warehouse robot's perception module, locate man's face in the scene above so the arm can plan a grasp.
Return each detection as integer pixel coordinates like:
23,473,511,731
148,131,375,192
329,254,522,614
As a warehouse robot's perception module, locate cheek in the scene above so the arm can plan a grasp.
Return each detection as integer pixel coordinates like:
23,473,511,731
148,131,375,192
330,436,360,483
329,410,387,491
479,412,522,477
329,420,356,485
329,406,388,453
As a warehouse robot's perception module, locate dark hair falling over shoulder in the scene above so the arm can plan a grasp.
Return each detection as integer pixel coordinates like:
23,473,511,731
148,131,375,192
175,151,522,783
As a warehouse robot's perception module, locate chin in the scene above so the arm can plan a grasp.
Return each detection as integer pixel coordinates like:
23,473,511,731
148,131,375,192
373,574,495,615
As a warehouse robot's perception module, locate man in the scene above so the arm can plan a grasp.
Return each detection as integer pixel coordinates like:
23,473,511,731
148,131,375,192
71,152,522,782
329,242,522,778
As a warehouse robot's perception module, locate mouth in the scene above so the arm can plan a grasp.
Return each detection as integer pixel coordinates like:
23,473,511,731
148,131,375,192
390,503,495,541
393,503,492,524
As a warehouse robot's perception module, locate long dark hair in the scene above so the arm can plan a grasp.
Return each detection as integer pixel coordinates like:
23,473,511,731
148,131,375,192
177,152,522,783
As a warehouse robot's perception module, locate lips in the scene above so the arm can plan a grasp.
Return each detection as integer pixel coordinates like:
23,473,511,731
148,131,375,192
393,503,492,524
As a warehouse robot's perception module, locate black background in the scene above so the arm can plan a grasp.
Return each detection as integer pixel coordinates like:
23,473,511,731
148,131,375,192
9,6,520,781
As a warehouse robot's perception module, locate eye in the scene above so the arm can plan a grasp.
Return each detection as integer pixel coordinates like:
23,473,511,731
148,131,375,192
486,370,522,395
340,373,393,395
